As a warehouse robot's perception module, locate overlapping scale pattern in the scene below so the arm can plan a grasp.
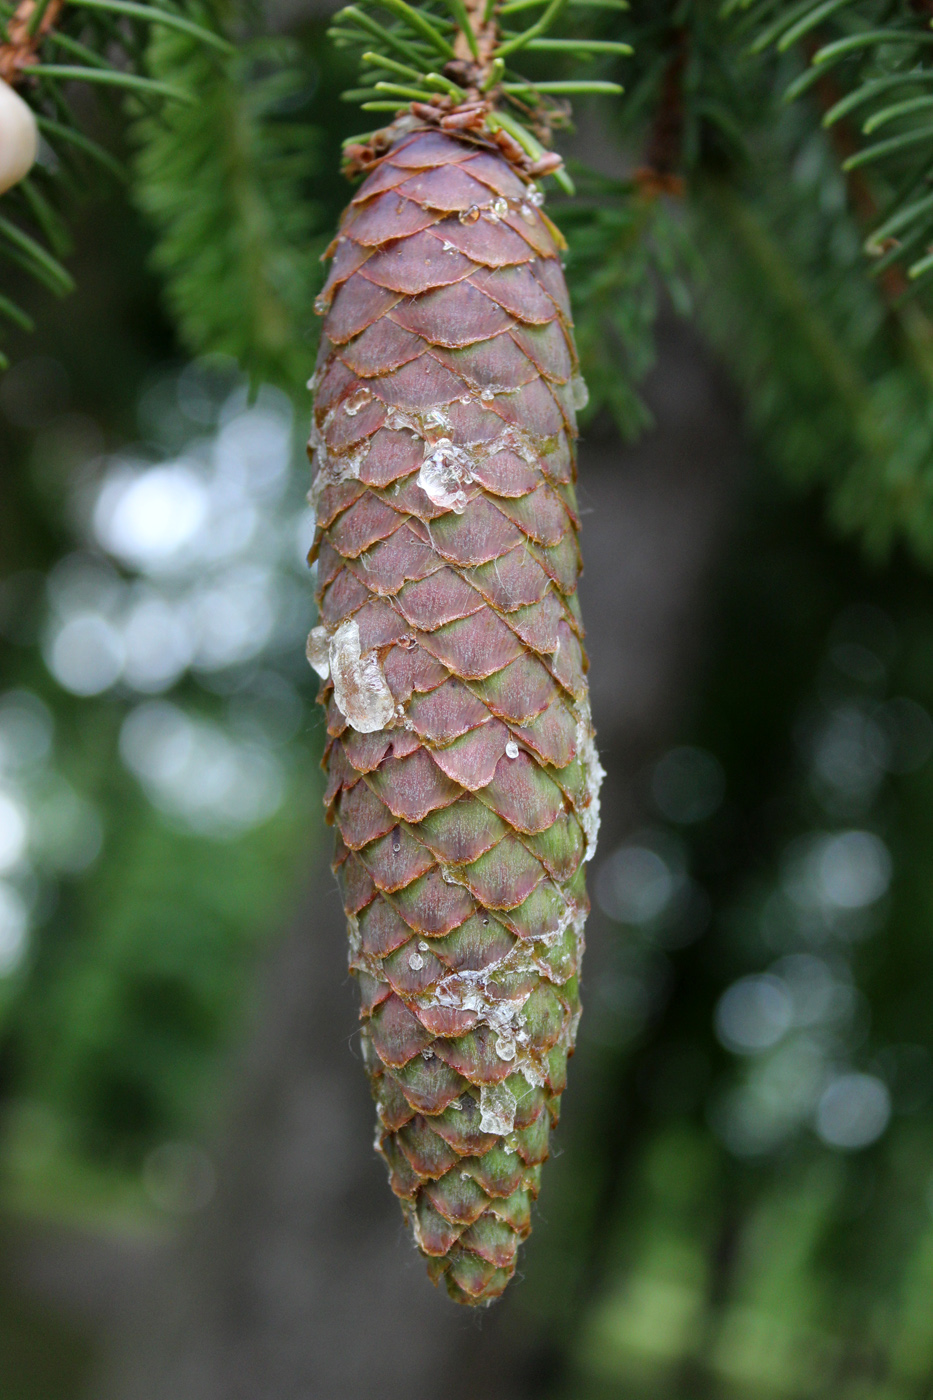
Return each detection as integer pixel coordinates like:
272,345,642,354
308,125,603,1306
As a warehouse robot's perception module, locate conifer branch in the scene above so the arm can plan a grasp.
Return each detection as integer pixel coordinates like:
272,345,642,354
0,0,65,86
329,0,627,190
131,23,327,389
0,0,229,368
733,0,933,284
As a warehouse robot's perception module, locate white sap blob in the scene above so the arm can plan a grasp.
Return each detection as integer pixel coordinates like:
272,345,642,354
575,697,605,860
505,740,519,759
489,425,538,466
417,439,475,514
480,1081,517,1136
310,440,369,508
423,946,562,1091
0,80,38,196
343,386,373,417
385,407,419,434
570,375,589,411
408,951,424,971
305,624,331,680
346,911,361,961
329,619,395,734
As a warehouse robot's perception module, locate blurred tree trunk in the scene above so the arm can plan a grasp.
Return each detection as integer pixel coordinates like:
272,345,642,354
101,317,743,1400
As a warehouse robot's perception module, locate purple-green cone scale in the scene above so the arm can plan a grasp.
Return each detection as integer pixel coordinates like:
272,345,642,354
308,126,603,1305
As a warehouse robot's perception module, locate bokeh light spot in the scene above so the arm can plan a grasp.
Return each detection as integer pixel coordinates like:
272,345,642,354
596,844,677,924
816,1073,890,1150
0,882,28,973
94,463,209,572
715,975,793,1055
45,614,125,696
0,791,27,872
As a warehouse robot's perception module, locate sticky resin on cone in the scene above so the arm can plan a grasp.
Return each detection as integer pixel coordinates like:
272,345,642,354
307,126,603,1306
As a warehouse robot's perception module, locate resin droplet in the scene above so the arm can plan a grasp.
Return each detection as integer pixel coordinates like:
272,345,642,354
309,439,369,508
479,1081,517,1136
570,374,590,411
575,698,605,860
417,439,474,514
505,740,519,759
306,624,331,679
329,618,396,734
495,1035,517,1062
408,951,424,971
344,385,373,417
459,205,481,225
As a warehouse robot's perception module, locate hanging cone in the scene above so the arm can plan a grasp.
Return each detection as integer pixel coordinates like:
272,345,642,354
308,124,603,1306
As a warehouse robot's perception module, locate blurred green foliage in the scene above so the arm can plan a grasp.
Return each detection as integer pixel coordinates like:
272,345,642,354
511,481,933,1396
134,19,334,388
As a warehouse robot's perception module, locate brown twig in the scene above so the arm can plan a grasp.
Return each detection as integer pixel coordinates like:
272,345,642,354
634,27,687,200
0,0,65,87
797,25,933,395
803,37,912,301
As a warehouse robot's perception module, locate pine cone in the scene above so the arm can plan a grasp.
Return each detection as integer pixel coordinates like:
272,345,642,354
308,126,603,1306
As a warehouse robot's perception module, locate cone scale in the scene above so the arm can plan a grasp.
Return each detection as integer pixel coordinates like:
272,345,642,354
308,123,603,1305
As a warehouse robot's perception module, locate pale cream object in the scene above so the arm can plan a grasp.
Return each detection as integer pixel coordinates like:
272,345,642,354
0,79,38,195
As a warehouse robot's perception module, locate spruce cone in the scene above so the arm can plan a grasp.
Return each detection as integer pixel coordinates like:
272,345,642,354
308,125,603,1306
